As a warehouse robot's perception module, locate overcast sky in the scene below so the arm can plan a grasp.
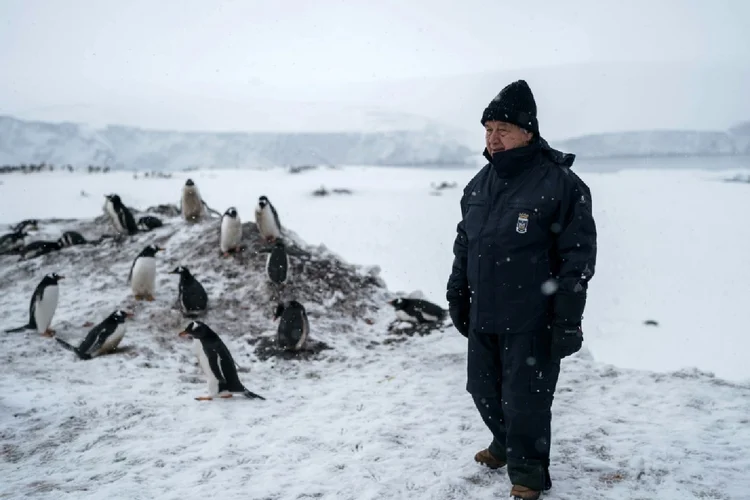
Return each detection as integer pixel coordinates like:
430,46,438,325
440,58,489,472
1,0,749,136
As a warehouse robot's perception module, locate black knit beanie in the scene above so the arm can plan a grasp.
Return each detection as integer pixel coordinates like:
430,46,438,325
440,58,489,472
480,79,538,134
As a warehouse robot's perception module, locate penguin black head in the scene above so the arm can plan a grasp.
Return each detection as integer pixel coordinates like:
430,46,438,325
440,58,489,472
110,310,134,323
42,273,65,285
169,266,191,276
388,298,406,310
105,194,123,206
178,321,215,340
258,196,269,208
224,207,238,218
273,300,304,321
139,244,163,257
185,179,195,187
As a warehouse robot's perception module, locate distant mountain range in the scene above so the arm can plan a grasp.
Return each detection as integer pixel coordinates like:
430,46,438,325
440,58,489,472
554,122,750,159
1,114,749,171
0,115,474,170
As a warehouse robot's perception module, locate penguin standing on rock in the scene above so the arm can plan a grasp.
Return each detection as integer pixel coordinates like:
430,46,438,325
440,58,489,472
178,321,266,401
103,194,138,235
273,300,309,351
388,297,446,324
55,310,133,359
255,195,282,243
5,273,64,336
128,244,163,301
220,207,242,256
169,266,208,317
181,179,205,223
266,239,289,285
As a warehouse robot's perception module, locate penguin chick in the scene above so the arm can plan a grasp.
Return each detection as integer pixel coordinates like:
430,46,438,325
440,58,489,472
220,207,242,256
273,300,309,351
56,310,133,359
5,273,64,336
388,297,446,324
137,215,163,232
128,244,163,301
169,266,208,318
181,179,205,223
103,194,138,235
254,195,282,243
178,321,265,401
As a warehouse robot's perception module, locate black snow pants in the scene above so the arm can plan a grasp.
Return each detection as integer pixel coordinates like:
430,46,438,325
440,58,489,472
466,328,561,491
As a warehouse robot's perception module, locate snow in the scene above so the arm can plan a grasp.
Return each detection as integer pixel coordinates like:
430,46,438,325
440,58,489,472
1,162,750,499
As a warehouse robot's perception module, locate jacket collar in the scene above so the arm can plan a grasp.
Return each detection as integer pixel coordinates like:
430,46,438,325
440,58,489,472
483,136,542,179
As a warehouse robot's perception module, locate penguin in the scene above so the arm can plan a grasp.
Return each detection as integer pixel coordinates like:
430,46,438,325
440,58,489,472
5,272,64,336
19,240,62,259
103,194,138,235
181,179,205,223
128,244,163,300
0,229,28,254
219,207,242,256
266,239,289,285
388,297,446,324
137,215,163,232
169,266,208,317
273,300,309,351
55,310,133,359
58,231,86,247
254,195,282,243
178,321,265,401
11,219,38,233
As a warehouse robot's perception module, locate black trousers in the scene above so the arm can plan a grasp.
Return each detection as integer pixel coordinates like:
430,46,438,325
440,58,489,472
466,328,561,491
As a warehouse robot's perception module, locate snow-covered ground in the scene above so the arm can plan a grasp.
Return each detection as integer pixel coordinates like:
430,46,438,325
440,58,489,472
1,163,749,499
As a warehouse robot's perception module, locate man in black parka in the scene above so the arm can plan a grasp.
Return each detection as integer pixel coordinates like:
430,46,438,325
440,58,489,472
446,80,597,500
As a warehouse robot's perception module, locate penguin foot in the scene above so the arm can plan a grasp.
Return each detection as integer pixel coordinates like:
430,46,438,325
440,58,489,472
41,329,55,337
195,396,213,401
145,295,155,302
134,294,143,301
219,394,233,399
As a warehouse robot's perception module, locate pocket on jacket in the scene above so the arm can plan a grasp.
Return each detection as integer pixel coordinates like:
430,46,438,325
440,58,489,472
464,196,489,240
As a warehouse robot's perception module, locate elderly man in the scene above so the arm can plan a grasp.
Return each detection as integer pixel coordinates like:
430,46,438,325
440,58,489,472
446,80,597,500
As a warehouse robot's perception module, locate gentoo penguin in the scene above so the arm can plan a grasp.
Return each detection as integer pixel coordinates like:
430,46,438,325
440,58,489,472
4,273,64,336
178,321,265,401
19,240,62,260
55,310,133,359
0,229,28,254
254,195,282,243
219,207,243,256
11,219,38,233
388,297,446,324
181,179,205,223
137,215,163,232
273,300,309,351
169,266,208,317
128,244,163,300
58,231,86,247
103,194,138,235
266,239,289,285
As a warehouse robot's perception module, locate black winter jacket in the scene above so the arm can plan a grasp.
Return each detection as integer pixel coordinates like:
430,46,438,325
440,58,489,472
446,137,597,335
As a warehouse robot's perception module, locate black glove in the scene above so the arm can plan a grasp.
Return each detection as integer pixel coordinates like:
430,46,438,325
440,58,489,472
550,323,583,359
449,301,470,338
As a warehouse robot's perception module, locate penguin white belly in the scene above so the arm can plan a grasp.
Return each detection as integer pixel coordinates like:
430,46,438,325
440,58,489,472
220,218,242,252
104,200,125,233
34,285,59,333
193,339,219,396
97,324,127,356
257,209,281,239
395,310,417,323
131,257,157,295
295,317,309,351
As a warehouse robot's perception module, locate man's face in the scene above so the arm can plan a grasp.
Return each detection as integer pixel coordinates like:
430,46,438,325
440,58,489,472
484,121,533,154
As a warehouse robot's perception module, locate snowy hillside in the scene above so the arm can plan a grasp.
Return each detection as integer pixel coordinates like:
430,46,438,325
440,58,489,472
554,129,742,159
0,115,474,170
729,120,750,154
1,164,750,499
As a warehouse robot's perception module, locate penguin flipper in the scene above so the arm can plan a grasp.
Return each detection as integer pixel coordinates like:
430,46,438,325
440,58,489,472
242,388,266,400
205,346,227,385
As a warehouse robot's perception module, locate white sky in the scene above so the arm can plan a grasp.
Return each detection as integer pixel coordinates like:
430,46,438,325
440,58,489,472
1,0,749,136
